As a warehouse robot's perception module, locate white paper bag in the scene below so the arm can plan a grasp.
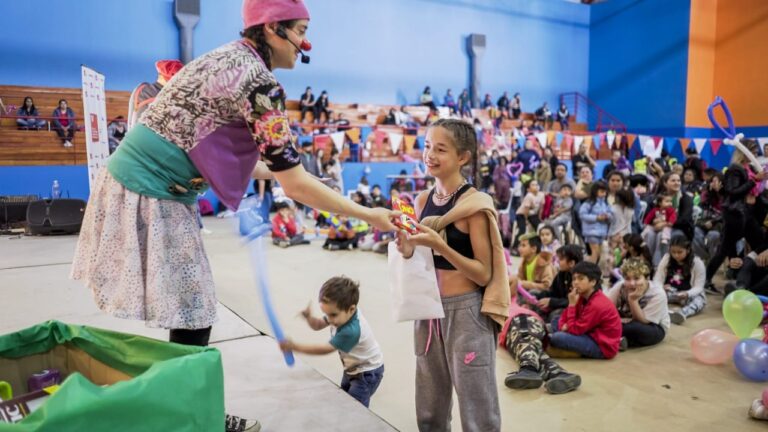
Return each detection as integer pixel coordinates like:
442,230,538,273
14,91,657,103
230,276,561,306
387,243,445,322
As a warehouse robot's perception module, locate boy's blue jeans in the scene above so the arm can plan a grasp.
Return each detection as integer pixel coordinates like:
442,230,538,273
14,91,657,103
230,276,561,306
549,316,605,359
341,365,384,407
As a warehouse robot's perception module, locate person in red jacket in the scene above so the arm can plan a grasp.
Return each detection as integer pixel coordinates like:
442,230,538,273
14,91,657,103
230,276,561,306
272,201,310,248
549,261,622,359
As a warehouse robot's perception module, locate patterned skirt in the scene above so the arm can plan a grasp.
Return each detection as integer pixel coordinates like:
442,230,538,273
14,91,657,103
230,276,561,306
71,169,217,330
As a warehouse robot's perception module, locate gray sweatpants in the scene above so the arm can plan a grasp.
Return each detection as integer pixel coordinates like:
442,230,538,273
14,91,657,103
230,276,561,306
414,291,500,432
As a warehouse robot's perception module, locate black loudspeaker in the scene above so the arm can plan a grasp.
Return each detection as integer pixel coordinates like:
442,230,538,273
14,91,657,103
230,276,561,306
0,195,37,225
26,199,86,235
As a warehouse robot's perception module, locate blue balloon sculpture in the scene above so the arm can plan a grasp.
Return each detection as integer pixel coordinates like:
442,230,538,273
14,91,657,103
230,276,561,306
733,339,768,382
238,206,295,367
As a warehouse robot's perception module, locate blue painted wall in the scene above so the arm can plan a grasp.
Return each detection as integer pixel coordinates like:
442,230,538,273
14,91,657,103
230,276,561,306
0,0,590,109
588,0,692,135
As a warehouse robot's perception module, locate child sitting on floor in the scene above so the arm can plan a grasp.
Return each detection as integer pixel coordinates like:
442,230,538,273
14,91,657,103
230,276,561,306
323,215,357,250
607,258,670,350
510,234,556,298
280,276,384,407
549,261,622,359
654,235,707,325
500,292,582,394
271,202,310,248
538,225,561,268
536,245,584,323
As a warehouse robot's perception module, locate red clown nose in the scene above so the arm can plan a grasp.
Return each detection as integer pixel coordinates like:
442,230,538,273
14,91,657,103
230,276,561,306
300,39,312,51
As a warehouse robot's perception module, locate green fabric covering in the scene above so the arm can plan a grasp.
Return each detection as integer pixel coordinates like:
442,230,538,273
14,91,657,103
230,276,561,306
0,321,224,431
108,124,206,206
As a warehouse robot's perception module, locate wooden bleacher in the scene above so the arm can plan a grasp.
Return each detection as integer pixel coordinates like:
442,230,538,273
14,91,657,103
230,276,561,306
0,85,130,165
0,84,587,166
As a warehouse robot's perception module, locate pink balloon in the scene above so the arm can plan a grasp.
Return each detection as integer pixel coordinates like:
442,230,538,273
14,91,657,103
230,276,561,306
691,329,739,365
763,388,768,406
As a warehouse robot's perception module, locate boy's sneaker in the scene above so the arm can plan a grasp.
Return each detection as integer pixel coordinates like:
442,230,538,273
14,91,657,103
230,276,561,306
619,336,628,352
328,244,340,251
669,310,686,325
225,414,261,432
504,367,543,390
278,240,290,248
544,372,582,395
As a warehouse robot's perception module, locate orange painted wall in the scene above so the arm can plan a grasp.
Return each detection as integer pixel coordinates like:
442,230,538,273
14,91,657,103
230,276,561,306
685,0,717,127
686,0,768,127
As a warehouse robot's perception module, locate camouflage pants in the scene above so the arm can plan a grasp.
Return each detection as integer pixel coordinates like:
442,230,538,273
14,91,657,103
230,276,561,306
505,315,567,380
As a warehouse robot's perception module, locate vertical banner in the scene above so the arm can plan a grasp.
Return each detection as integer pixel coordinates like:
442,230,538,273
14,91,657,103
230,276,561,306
81,66,110,191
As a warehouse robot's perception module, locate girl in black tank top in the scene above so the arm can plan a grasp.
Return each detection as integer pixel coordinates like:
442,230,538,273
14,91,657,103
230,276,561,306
393,119,501,431
420,183,475,270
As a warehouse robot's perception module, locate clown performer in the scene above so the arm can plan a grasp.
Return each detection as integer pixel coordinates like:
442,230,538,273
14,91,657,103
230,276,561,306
71,1,397,431
127,59,184,130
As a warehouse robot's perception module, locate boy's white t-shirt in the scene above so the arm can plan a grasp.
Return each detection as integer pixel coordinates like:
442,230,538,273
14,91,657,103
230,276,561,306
329,310,384,375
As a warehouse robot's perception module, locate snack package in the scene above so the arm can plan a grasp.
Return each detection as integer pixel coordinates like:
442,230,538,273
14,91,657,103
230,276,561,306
391,197,419,235
0,385,60,423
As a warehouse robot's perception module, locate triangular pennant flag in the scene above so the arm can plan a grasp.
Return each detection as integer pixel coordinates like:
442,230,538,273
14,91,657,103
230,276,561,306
565,134,574,151
388,131,403,154
547,131,555,146
593,133,602,151
404,135,417,153
694,138,707,155
638,135,650,151
642,137,656,157
710,139,722,156
330,132,345,153
679,138,691,153
345,127,361,143
555,132,564,148
574,136,584,153
606,132,616,148
584,136,593,153
374,129,387,150
654,138,664,158
517,135,526,149
536,132,548,148
758,137,768,149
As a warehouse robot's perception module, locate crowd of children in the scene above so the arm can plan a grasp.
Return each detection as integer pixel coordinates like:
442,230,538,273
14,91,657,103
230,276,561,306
267,117,768,424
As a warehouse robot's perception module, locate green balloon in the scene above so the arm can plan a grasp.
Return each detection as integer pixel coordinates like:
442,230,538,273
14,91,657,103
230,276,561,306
723,290,764,339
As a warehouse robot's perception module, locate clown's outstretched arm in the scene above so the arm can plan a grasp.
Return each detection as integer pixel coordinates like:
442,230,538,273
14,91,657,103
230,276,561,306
273,164,398,232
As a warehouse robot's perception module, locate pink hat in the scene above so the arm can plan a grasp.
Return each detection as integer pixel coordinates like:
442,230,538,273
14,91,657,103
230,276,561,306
242,0,310,29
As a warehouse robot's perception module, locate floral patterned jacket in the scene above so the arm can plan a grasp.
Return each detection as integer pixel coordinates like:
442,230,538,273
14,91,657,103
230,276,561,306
141,39,300,210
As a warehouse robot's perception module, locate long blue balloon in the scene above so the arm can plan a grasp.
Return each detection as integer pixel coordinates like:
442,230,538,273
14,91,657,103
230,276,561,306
707,96,736,139
238,208,295,367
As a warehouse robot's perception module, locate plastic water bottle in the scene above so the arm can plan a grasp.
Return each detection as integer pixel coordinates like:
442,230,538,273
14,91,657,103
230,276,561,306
51,180,61,199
